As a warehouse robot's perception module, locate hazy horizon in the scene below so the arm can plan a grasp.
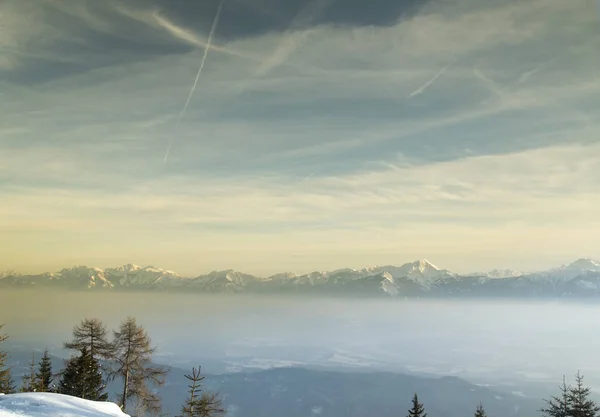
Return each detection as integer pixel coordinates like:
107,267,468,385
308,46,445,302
4,290,600,392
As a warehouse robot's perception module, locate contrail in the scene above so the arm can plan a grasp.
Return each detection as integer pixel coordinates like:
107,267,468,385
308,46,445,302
516,58,556,84
299,168,322,185
300,171,317,184
163,0,226,164
518,66,542,84
473,68,504,98
408,61,455,98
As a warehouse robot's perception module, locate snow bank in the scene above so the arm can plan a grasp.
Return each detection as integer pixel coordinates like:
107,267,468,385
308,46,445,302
0,392,129,417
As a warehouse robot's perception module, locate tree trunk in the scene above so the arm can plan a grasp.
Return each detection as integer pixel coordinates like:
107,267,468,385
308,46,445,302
121,368,129,410
120,335,132,411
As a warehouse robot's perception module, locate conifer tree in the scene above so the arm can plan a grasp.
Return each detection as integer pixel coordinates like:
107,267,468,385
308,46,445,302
112,317,167,414
0,324,15,394
568,372,599,417
474,403,487,417
181,366,225,417
58,355,79,397
58,347,108,401
407,393,427,417
64,318,114,360
20,352,38,392
36,349,54,392
541,376,572,417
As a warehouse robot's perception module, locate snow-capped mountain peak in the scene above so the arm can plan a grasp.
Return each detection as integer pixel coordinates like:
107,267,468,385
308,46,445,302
0,269,18,279
268,272,298,280
524,258,600,284
139,266,180,276
467,269,523,278
381,271,394,282
363,259,454,289
414,259,439,271
566,258,600,270
113,263,142,273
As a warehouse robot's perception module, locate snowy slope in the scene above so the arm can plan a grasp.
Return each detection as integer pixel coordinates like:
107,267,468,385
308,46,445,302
186,269,262,292
467,269,523,278
0,393,129,417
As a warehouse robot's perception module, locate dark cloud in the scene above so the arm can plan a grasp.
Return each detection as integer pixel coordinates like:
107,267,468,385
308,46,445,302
155,0,430,39
6,0,431,84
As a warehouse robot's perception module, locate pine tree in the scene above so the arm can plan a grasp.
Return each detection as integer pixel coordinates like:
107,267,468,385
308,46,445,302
35,349,54,392
0,324,16,394
58,347,108,401
541,376,572,417
474,403,487,417
64,318,114,360
181,366,225,417
407,393,427,417
112,317,167,414
58,355,79,397
20,352,38,392
568,372,599,417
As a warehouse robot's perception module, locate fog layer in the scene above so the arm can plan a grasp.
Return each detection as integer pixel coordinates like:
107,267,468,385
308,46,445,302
2,291,599,393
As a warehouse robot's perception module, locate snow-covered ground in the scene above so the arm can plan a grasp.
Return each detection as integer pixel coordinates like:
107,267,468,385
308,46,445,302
0,393,129,417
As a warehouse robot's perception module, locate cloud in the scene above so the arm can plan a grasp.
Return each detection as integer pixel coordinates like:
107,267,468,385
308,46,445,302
2,142,600,274
118,6,261,63
2,0,600,273
252,0,333,78
4,143,600,234
150,11,210,48
0,54,18,70
0,0,66,65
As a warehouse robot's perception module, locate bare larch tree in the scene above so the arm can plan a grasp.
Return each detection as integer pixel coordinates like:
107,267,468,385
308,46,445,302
64,318,114,360
112,317,167,415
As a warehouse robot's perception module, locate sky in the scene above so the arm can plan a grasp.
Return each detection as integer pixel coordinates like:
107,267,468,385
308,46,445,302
1,0,600,276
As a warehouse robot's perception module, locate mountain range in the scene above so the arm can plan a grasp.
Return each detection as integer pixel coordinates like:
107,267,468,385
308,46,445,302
2,258,600,298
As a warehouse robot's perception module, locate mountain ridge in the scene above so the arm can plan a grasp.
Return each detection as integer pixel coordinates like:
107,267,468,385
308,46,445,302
2,258,600,298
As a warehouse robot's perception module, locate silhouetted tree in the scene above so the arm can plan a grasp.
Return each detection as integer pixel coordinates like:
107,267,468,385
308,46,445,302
407,393,427,417
181,366,225,417
0,324,15,394
58,347,108,401
64,318,114,360
36,349,54,392
568,372,599,417
541,376,572,417
474,403,487,417
20,352,38,392
112,317,167,414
